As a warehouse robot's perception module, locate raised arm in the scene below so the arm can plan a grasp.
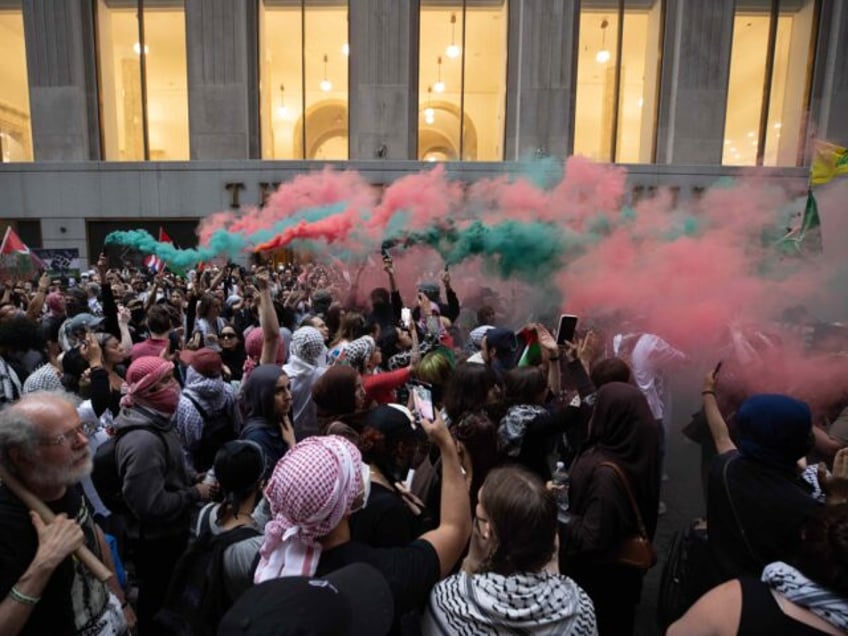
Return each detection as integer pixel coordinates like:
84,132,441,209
418,412,473,578
702,370,736,455
255,268,281,365
25,273,50,321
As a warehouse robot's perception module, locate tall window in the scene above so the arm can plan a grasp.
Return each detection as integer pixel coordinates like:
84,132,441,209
97,0,189,160
723,0,817,166
573,0,663,163
0,1,32,162
260,1,349,160
418,1,508,162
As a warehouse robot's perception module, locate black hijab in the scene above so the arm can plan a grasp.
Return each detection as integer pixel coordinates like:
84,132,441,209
571,382,661,538
242,364,284,426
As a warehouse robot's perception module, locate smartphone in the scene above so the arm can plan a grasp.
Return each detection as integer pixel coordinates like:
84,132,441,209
411,381,435,421
401,307,412,328
168,331,181,354
713,360,723,377
381,246,393,265
556,314,579,345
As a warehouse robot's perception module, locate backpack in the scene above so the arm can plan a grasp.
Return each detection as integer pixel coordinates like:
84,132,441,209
155,510,261,636
656,519,716,630
183,393,237,472
91,416,169,515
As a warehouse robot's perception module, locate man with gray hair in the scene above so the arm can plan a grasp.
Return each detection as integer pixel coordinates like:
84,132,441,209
0,392,131,635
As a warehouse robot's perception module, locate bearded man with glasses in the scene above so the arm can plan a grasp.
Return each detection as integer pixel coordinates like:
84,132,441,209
0,391,132,635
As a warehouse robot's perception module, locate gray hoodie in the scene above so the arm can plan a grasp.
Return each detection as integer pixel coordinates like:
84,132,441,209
113,405,200,539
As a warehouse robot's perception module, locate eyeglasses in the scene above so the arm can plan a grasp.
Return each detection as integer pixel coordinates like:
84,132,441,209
37,423,89,446
220,333,237,339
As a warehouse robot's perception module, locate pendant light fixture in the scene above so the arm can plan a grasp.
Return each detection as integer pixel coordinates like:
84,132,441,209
433,56,445,93
596,19,611,64
445,13,461,59
276,84,289,119
424,86,435,124
320,54,332,92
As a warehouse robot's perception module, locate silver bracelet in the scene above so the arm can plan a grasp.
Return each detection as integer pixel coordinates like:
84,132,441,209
9,586,40,606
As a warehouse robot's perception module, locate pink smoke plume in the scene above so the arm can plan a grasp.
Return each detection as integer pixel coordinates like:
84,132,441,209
188,158,848,412
369,165,464,232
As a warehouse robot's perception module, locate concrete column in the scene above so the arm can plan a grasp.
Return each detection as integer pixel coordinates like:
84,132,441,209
809,0,848,147
503,0,580,160
22,0,100,160
349,0,418,160
185,0,259,159
655,0,735,164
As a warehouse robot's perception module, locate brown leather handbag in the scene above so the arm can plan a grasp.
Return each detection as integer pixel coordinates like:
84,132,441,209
600,461,658,570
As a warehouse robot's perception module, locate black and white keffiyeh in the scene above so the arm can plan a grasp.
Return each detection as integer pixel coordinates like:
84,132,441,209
498,404,548,458
762,561,848,632
423,571,597,635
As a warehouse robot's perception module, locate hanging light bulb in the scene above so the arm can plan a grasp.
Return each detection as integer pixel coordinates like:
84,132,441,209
445,13,461,59
320,54,332,92
276,84,289,119
595,19,610,64
133,42,149,55
433,56,445,93
424,85,435,124
341,42,350,57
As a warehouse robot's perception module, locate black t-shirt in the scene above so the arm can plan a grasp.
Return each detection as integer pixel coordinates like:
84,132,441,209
316,538,440,619
0,485,108,636
349,483,418,549
707,450,820,582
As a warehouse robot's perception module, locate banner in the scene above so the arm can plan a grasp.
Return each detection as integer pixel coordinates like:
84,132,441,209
32,248,82,279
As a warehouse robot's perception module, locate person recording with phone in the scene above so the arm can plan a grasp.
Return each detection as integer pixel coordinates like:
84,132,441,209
351,404,435,549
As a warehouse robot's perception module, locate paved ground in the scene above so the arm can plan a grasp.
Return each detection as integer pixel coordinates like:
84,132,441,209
634,376,707,636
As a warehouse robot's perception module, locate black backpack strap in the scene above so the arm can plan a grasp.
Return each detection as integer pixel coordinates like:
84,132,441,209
722,455,763,566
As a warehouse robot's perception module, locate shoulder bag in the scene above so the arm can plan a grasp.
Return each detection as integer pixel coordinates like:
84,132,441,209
599,461,658,570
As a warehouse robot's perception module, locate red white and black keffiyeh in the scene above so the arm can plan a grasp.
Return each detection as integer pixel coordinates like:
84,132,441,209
254,435,365,582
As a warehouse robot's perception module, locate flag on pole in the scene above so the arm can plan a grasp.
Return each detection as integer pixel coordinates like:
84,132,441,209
810,140,848,186
778,189,821,254
143,226,172,272
0,226,43,274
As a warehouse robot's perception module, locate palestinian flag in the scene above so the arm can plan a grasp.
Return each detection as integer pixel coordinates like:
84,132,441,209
517,326,543,367
0,226,43,275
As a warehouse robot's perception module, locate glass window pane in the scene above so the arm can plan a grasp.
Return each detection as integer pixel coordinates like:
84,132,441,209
260,2,304,159
574,10,621,161
97,0,144,160
419,3,463,161
143,3,189,160
418,1,508,162
260,1,348,160
461,2,508,160
763,0,815,167
616,0,662,163
303,1,348,160
0,1,33,162
723,13,771,166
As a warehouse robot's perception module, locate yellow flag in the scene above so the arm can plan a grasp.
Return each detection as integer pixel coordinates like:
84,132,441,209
811,140,848,186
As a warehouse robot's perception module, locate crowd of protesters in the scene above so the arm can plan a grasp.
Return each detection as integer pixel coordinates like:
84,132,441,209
0,251,846,636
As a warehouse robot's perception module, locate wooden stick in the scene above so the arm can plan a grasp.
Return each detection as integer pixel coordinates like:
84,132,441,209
0,462,113,582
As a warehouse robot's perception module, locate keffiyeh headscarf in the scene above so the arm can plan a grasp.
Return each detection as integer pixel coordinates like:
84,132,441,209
254,435,366,582
120,356,175,410
291,327,326,367
762,561,848,631
333,336,376,372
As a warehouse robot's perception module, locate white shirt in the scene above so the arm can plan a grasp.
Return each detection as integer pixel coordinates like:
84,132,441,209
615,333,686,421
